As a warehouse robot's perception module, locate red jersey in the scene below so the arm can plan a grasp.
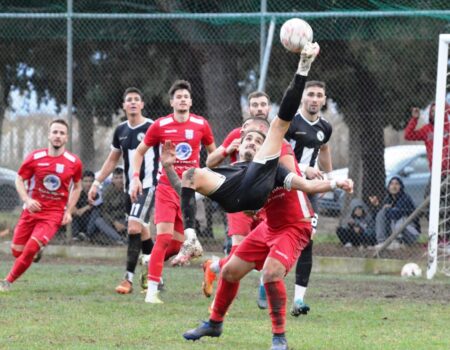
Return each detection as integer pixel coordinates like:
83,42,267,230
263,141,314,229
222,127,241,163
143,113,214,185
404,104,450,173
18,148,83,216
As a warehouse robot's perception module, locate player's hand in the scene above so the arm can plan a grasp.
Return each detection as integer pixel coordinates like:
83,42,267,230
130,178,143,203
25,198,42,213
411,107,420,118
88,185,98,204
160,140,176,168
337,179,353,193
226,139,241,155
305,166,324,180
62,211,73,226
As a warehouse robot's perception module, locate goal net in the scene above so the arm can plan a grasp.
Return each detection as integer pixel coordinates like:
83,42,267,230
427,34,450,279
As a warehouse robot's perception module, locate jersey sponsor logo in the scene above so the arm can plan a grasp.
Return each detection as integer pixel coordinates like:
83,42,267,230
295,131,307,135
164,129,177,133
56,163,65,173
185,129,194,139
37,162,50,166
316,131,325,142
43,174,61,191
119,136,128,141
137,132,145,141
175,142,193,160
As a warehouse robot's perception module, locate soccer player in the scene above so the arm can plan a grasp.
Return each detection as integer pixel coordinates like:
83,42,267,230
201,92,272,299
88,87,159,294
130,79,216,304
284,80,333,316
0,119,83,292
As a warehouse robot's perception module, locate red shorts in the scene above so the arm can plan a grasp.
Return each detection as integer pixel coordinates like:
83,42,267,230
227,212,257,237
154,183,184,233
234,221,312,272
13,209,63,246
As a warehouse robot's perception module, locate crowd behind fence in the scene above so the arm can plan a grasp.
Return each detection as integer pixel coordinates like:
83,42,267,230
1,2,449,263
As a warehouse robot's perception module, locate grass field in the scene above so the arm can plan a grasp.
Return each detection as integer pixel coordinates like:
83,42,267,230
1,256,450,350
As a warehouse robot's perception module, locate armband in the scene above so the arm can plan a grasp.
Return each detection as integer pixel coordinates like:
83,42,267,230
325,172,333,180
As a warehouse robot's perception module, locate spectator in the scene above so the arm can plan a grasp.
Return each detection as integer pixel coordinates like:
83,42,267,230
371,176,420,249
72,170,102,242
93,167,127,245
336,198,376,247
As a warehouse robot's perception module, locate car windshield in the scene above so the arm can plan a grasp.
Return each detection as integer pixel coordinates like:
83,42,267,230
384,146,424,175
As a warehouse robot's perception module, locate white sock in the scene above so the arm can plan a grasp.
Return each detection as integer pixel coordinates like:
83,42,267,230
125,271,134,283
147,280,159,296
294,285,307,301
184,228,197,241
260,275,264,287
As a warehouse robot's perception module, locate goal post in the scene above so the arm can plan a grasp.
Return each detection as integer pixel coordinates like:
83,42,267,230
427,34,450,279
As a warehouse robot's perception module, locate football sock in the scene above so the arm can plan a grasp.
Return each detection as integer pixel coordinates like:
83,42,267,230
148,233,171,282
278,74,306,122
210,277,240,322
181,187,196,230
126,234,142,276
7,238,41,283
218,245,237,269
295,240,313,288
265,280,287,334
164,239,182,260
141,238,154,255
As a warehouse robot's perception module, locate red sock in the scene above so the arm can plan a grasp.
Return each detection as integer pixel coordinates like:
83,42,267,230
7,239,41,283
210,277,239,322
164,240,182,261
264,280,287,334
219,245,238,269
147,233,171,283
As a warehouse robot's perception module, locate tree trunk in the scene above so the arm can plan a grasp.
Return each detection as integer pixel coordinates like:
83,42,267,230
76,107,95,171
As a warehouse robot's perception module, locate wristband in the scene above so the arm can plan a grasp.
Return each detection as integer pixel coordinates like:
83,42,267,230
221,149,229,158
132,172,140,179
330,180,337,190
92,179,101,187
325,172,333,180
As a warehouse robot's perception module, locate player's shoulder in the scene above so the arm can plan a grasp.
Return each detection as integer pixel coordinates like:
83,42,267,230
189,113,208,126
156,114,174,127
28,148,48,160
228,127,241,137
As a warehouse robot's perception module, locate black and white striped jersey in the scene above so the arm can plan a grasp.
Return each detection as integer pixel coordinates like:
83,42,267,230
285,112,332,167
112,119,159,193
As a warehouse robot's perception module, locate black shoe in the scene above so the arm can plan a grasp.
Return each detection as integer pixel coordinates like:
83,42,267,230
183,320,222,341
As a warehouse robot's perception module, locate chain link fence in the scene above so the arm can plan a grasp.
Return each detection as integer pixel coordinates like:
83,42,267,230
1,1,449,263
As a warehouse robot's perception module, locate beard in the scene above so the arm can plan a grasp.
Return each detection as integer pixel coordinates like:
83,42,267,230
243,150,255,162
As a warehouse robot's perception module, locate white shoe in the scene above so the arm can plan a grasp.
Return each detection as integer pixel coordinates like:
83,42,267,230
298,42,320,75
145,290,163,304
171,237,204,266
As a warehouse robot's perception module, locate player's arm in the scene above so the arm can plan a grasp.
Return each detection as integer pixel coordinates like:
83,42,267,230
62,180,82,225
15,175,41,213
206,139,240,168
88,149,121,202
130,141,150,202
318,143,333,175
286,170,353,194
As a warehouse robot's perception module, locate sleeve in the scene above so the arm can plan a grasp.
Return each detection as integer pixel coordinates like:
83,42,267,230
17,153,35,180
222,129,240,148
280,141,294,158
284,123,295,141
404,117,426,141
323,123,333,144
73,159,83,183
143,121,159,147
274,164,293,187
201,120,215,146
111,126,121,150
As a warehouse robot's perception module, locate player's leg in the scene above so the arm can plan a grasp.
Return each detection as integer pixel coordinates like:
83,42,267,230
253,43,319,163
291,240,312,316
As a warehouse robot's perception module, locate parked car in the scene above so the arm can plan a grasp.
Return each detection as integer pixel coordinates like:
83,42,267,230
317,145,429,215
0,166,20,211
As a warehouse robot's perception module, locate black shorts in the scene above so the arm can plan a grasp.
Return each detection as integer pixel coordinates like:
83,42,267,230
209,157,281,213
126,186,156,225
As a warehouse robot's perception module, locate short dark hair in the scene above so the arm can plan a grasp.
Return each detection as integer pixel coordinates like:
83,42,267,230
242,129,266,141
247,91,271,104
113,167,124,176
123,87,144,101
243,116,270,128
49,119,69,131
305,80,326,92
168,80,192,99
83,170,95,179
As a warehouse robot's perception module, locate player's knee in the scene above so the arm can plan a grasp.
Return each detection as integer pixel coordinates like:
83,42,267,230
262,265,284,283
181,168,197,187
221,265,241,283
127,223,142,235
11,248,22,258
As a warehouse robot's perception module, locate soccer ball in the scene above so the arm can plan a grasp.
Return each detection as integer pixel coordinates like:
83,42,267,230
401,263,422,277
280,18,313,53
